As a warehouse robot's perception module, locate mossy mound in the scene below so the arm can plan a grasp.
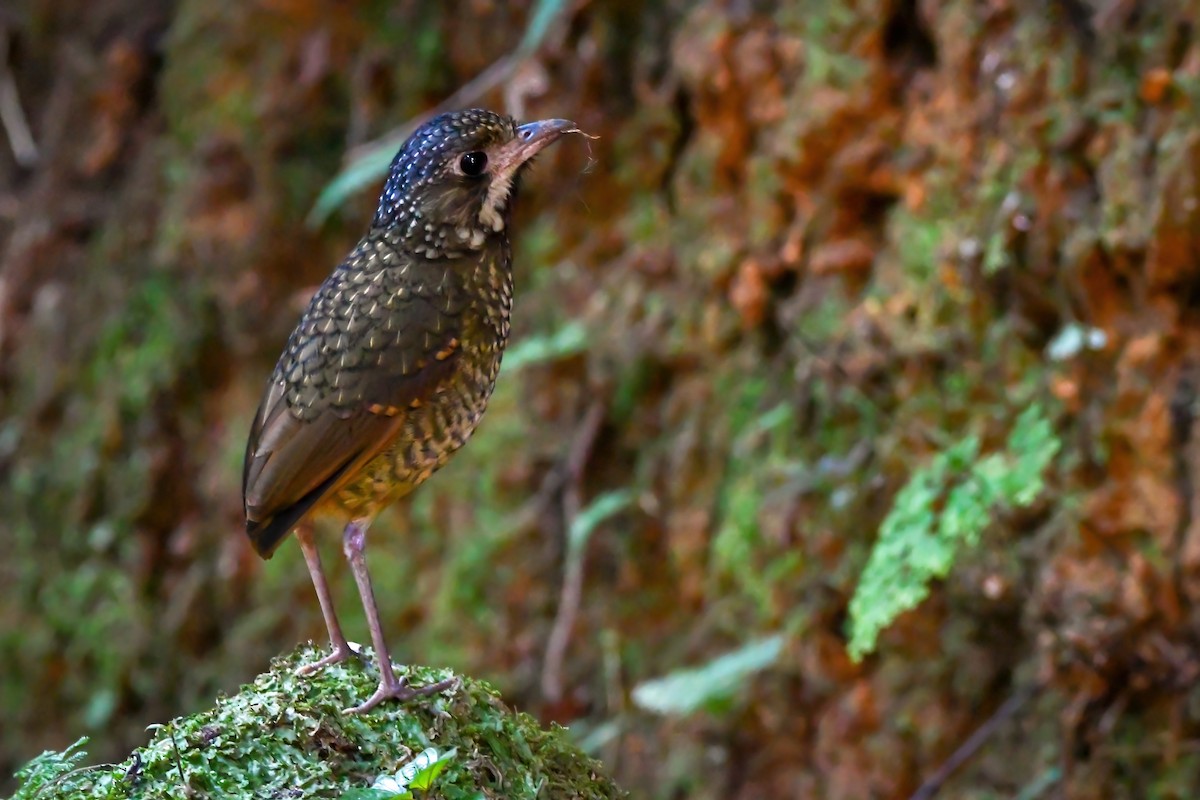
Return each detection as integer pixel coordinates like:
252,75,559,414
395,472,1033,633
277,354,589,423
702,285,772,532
11,645,623,799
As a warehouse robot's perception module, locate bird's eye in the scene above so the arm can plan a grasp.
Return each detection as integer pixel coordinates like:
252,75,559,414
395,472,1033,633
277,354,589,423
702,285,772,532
459,151,488,177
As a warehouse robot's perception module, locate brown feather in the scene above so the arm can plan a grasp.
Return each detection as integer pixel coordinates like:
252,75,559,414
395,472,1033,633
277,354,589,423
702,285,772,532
242,260,466,556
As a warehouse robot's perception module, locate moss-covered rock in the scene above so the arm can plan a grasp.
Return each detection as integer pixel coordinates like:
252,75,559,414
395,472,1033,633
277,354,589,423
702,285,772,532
11,645,623,800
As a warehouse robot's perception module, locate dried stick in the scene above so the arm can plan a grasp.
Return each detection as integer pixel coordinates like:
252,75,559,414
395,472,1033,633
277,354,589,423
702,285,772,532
541,400,606,702
909,683,1042,800
0,27,37,166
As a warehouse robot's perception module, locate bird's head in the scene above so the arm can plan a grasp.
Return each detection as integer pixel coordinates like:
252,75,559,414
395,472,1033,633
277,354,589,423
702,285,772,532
372,108,577,258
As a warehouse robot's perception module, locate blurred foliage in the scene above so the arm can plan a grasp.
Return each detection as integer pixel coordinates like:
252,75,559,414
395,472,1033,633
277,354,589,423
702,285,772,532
4,0,1200,798
631,636,783,717
308,0,575,223
10,739,88,800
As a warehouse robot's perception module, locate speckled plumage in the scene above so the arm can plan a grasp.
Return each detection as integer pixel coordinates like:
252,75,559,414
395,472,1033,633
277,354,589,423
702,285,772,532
240,109,577,714
243,110,569,556
372,110,520,253
243,224,511,554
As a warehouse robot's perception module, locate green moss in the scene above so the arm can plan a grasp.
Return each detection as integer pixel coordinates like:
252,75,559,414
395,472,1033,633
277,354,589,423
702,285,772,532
777,0,872,90
1,261,214,739
11,646,624,800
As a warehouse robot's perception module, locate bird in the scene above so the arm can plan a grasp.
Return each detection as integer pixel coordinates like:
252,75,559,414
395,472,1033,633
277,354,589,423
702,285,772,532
242,108,579,714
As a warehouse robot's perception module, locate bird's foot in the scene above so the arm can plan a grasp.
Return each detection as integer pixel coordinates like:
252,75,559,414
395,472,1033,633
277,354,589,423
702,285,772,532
342,674,458,715
296,641,360,677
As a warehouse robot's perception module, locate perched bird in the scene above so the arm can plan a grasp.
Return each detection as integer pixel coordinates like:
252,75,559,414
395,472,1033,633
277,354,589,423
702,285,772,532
243,109,578,714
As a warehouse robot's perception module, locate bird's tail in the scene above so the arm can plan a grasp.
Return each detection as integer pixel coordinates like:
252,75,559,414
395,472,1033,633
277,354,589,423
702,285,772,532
245,490,326,559
244,447,360,558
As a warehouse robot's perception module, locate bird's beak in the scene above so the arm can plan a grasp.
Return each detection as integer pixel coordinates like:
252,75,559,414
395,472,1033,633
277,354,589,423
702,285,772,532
494,118,579,171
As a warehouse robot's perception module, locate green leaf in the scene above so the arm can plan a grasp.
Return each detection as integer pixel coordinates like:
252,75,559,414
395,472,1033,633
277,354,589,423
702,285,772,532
847,402,1060,661
572,720,623,755
308,0,573,224
361,747,457,798
632,636,784,716
569,490,634,555
342,790,404,800
408,747,456,790
10,737,89,800
517,0,569,56
504,321,589,371
308,144,398,225
1005,404,1062,505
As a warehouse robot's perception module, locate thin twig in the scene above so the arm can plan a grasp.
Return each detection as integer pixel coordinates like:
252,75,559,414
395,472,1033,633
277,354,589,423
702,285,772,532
344,56,519,167
0,27,38,167
121,752,143,786
1013,766,1061,800
167,724,191,797
511,466,567,533
909,683,1042,800
344,0,585,165
541,400,606,702
30,763,119,799
1098,737,1200,757
1169,364,1196,606
311,0,588,225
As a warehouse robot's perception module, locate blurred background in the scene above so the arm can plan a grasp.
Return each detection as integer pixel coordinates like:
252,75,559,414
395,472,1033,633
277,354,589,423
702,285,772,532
4,0,1200,797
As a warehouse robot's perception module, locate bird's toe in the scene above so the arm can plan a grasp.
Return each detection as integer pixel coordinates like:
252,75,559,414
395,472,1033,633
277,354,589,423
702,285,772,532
296,642,359,677
342,675,458,715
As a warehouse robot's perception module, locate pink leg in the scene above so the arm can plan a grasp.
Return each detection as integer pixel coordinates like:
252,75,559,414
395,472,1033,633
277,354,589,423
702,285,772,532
294,522,357,676
341,518,456,714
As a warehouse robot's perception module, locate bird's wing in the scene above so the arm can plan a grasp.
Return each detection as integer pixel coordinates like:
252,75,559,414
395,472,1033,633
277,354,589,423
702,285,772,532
242,256,468,557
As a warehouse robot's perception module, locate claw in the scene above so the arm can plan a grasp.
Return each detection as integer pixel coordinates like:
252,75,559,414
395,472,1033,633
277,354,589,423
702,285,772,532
296,641,361,677
342,675,458,715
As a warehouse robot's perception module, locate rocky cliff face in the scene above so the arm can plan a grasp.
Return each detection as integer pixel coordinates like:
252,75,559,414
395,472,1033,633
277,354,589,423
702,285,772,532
4,1,1200,797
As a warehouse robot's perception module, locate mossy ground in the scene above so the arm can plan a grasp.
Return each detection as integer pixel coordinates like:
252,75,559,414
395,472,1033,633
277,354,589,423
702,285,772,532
11,646,623,800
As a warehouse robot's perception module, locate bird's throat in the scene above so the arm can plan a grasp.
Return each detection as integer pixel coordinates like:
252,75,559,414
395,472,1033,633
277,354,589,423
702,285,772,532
479,171,516,233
